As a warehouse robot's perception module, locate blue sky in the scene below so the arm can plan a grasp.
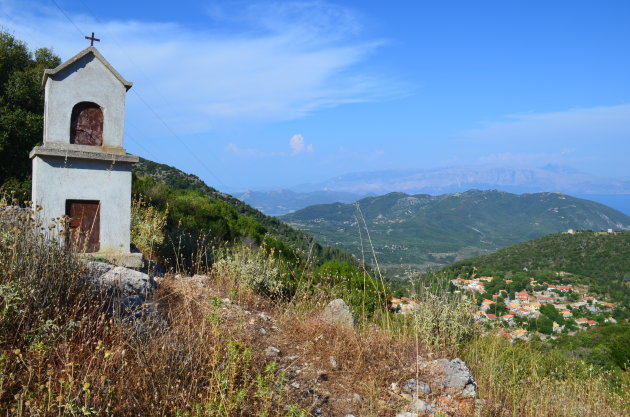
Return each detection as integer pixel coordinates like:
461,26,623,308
2,0,629,190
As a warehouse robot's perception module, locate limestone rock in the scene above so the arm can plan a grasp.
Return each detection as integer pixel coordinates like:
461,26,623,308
352,393,365,403
434,358,476,398
329,356,338,369
402,379,431,396
89,261,157,298
319,299,355,328
410,398,434,414
265,346,281,358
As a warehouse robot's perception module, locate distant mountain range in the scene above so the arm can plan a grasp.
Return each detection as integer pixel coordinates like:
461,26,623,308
232,189,364,216
233,165,630,216
296,165,630,195
280,190,630,272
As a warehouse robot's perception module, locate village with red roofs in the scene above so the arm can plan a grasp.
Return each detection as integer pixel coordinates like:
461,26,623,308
390,274,620,341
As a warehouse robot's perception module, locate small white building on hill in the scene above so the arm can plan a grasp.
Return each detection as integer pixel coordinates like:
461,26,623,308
30,45,140,266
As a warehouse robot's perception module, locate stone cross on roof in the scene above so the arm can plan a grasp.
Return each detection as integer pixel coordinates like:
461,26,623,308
85,32,100,46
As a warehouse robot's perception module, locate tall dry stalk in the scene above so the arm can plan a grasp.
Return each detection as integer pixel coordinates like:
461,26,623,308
354,202,391,329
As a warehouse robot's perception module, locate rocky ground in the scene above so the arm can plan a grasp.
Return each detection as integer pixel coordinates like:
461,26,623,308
91,263,483,417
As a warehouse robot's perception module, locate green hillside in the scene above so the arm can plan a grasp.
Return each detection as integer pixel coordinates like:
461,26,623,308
281,190,630,271
133,158,357,266
443,230,630,302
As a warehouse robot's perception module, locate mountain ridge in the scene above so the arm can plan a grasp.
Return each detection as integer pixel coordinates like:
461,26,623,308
233,165,630,216
281,189,630,271
295,165,630,195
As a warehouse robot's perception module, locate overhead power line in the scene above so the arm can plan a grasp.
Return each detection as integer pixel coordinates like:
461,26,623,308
48,0,229,189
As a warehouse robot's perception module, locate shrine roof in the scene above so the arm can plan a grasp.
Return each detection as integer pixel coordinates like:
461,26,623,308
42,46,132,90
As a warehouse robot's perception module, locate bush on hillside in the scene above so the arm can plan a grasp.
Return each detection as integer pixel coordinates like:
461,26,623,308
313,260,386,318
213,246,296,299
130,196,168,261
132,175,273,272
0,32,61,200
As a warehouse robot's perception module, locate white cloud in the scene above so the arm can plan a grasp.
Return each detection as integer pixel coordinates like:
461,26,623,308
0,0,398,139
289,133,314,155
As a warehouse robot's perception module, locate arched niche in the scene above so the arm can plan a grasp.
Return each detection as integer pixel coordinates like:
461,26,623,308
70,102,103,146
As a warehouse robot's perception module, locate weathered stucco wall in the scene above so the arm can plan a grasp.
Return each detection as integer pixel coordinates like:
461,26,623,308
32,156,133,253
43,54,127,149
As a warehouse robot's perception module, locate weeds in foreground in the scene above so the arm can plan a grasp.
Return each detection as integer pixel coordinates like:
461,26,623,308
130,196,168,262
1,201,629,417
385,275,478,356
0,208,306,416
463,333,629,417
384,271,629,417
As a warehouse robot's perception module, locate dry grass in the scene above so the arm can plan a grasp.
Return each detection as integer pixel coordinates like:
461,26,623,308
270,308,420,416
463,333,629,417
0,211,305,416
1,203,628,417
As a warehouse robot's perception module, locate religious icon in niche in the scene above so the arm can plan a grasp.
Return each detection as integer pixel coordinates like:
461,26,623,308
70,102,103,146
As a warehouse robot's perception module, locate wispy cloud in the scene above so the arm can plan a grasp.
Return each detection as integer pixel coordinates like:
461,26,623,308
0,0,399,138
224,143,284,158
460,104,630,175
465,104,630,144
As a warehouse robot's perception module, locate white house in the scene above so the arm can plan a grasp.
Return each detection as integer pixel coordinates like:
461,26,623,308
30,46,140,266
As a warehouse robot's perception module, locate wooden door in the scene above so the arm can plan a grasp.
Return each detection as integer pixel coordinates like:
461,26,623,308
70,102,103,146
66,200,100,253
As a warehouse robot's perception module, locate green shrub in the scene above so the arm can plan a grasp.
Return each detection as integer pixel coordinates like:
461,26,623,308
313,260,386,318
213,247,294,298
130,197,168,261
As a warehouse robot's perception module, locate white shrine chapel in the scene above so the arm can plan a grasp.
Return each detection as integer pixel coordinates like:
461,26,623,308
29,45,141,267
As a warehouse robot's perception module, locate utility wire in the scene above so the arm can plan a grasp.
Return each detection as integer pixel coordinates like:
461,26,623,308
130,88,228,188
123,126,160,161
48,0,229,189
49,0,85,37
75,0,180,117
